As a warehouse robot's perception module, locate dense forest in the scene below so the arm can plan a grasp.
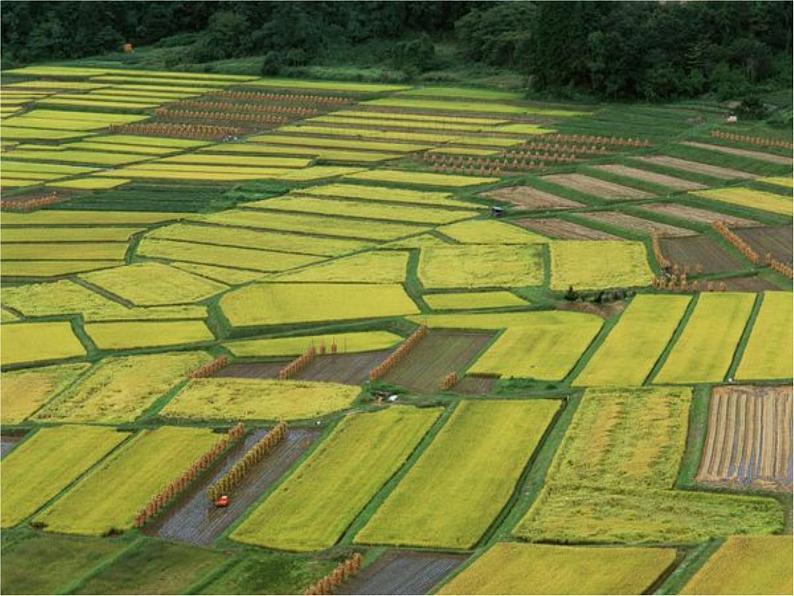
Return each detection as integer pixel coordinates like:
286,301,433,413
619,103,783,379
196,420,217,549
2,1,792,101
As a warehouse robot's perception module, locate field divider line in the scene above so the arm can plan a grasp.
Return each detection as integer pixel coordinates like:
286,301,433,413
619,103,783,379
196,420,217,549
58,535,146,596
674,385,712,490
725,292,764,382
181,552,246,596
339,402,458,548
562,308,621,386
651,538,724,596
643,292,699,386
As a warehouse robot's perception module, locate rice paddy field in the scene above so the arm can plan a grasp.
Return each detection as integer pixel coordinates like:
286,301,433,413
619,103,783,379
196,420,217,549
1,64,791,595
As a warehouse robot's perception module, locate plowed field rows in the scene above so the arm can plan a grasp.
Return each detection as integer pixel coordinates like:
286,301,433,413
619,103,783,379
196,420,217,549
697,385,792,492
516,218,620,240
734,225,793,266
659,235,743,273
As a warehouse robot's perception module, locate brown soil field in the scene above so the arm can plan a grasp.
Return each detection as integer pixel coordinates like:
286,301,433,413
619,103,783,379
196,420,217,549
718,276,782,291
697,385,792,492
681,141,793,166
341,550,468,595
541,173,654,200
659,235,744,274
516,217,621,240
633,155,753,179
734,225,793,267
0,435,23,458
453,375,496,395
213,361,289,379
481,186,583,210
592,164,707,190
146,427,321,545
577,211,697,237
294,350,392,385
381,330,495,393
637,203,758,227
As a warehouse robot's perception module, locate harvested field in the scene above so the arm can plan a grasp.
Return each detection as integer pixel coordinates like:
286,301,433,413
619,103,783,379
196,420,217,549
541,173,654,200
147,428,320,545
578,211,696,237
515,218,620,240
719,275,781,291
480,186,583,210
381,330,495,393
341,550,467,595
453,375,496,395
592,164,707,190
212,361,288,379
294,350,391,384
637,203,758,227
734,225,793,266
681,141,793,165
697,385,792,492
633,155,753,179
659,235,744,274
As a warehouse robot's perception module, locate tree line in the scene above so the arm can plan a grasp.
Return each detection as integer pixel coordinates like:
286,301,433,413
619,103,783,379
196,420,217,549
2,1,791,101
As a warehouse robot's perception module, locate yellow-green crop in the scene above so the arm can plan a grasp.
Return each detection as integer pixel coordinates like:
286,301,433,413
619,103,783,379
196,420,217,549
230,406,440,551
418,245,544,289
356,400,558,549
1,425,129,527
549,240,654,290
1,363,90,424
1,321,86,367
735,291,792,381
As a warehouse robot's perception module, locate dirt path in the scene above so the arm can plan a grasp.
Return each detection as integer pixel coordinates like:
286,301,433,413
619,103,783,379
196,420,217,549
341,550,468,595
146,428,321,546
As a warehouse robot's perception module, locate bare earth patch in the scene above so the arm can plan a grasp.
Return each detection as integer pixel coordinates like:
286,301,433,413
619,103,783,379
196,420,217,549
734,225,793,266
633,155,753,179
481,186,583,210
681,141,793,166
592,164,707,190
697,385,792,492
341,550,468,595
293,350,392,385
717,276,782,291
541,173,654,200
577,211,697,237
516,217,621,240
638,203,758,227
659,235,744,274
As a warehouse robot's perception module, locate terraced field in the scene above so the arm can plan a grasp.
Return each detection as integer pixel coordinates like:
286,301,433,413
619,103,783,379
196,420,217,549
1,64,791,596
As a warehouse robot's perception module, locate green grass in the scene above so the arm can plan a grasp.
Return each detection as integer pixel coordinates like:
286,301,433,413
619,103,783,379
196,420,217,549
1,426,129,527
74,538,226,595
1,532,128,595
654,292,756,384
230,406,440,551
197,551,336,595
574,294,692,386
356,400,559,549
